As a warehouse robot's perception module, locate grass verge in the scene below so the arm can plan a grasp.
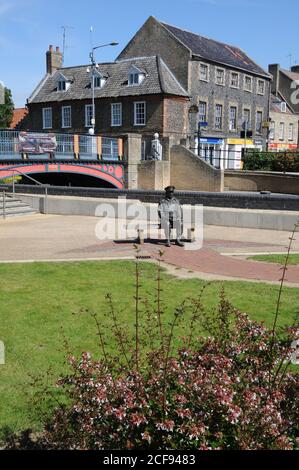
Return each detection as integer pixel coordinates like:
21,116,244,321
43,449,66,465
0,260,298,434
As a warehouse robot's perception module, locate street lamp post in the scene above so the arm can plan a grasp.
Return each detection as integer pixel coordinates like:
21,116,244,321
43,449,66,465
87,41,118,135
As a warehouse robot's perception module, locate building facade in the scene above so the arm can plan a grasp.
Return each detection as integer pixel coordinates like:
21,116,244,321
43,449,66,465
269,64,299,114
27,47,189,159
269,94,299,151
117,16,272,168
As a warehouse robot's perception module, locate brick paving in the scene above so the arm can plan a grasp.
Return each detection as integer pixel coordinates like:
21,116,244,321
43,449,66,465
1,214,299,284
91,239,299,284
145,244,299,284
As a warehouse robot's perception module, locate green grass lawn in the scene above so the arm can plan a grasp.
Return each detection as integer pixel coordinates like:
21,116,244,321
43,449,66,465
248,254,299,265
0,260,299,435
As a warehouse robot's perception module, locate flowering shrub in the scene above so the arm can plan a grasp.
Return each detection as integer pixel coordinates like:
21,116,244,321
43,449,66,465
40,302,299,450
242,150,299,172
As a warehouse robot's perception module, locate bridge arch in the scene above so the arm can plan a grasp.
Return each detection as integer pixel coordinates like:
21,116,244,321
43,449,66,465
0,162,124,189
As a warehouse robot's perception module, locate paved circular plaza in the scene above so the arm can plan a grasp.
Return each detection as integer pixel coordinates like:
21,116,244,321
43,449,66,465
1,214,299,285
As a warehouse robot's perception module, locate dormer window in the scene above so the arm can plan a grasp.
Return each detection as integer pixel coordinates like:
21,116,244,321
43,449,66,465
55,73,70,92
128,66,145,86
129,73,139,85
93,74,106,88
58,80,66,91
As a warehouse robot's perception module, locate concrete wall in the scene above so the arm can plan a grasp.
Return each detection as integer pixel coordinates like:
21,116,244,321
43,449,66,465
17,193,299,231
225,170,299,195
138,161,170,190
170,145,224,191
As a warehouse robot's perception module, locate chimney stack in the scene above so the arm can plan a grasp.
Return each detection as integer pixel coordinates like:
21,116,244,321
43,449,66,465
268,64,280,95
46,44,63,74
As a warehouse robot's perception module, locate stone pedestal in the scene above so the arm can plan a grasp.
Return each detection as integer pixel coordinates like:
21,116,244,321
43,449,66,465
125,133,142,190
138,160,170,190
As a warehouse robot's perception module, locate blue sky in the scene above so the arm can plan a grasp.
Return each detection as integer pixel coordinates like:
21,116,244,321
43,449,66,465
0,0,298,107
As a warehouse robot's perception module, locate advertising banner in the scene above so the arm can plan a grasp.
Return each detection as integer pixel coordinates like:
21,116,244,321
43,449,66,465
18,132,57,154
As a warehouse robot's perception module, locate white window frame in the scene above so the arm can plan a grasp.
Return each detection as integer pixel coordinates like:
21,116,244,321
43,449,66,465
215,67,225,86
199,101,207,123
199,62,209,82
257,79,265,95
279,122,285,140
134,101,146,126
229,106,237,131
256,111,263,133
85,104,94,128
129,73,139,86
230,71,239,89
244,75,253,92
243,108,251,128
128,66,145,86
288,123,293,141
215,104,223,130
61,106,71,128
57,80,66,91
93,74,106,89
42,107,52,129
269,121,275,140
111,103,122,127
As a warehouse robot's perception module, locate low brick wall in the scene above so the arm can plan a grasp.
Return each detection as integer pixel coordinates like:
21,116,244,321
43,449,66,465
225,170,299,195
7,184,299,211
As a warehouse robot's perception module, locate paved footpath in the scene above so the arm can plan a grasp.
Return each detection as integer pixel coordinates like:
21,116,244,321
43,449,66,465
1,214,299,285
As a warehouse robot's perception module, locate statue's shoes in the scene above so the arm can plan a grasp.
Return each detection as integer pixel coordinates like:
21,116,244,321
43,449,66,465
175,239,185,247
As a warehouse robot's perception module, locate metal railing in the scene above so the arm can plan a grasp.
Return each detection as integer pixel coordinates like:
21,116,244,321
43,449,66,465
0,130,122,161
56,133,74,155
0,169,48,214
1,185,8,219
0,130,19,156
191,148,244,170
102,137,119,160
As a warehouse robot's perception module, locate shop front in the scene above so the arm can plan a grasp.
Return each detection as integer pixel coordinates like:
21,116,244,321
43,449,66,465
225,138,258,170
268,142,298,152
195,137,224,169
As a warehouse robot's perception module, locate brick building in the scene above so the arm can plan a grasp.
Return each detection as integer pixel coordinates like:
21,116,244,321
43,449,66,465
269,94,299,151
27,46,189,158
269,63,299,114
118,16,272,168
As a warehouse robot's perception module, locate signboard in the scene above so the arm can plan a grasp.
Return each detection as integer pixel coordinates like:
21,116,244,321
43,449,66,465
227,138,253,145
268,143,298,150
200,137,223,145
18,132,57,154
198,121,208,127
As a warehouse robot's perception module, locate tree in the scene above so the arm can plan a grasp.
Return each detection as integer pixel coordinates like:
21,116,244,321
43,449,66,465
0,87,14,128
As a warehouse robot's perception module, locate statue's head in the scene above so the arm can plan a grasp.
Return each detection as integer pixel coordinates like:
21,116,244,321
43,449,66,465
164,185,175,199
154,132,159,140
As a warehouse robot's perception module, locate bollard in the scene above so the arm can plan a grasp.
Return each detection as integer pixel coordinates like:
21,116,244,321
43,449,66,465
44,187,48,214
187,227,195,243
137,229,144,245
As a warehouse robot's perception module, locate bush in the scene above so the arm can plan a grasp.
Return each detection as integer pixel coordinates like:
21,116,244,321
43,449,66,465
242,151,299,172
36,249,299,450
